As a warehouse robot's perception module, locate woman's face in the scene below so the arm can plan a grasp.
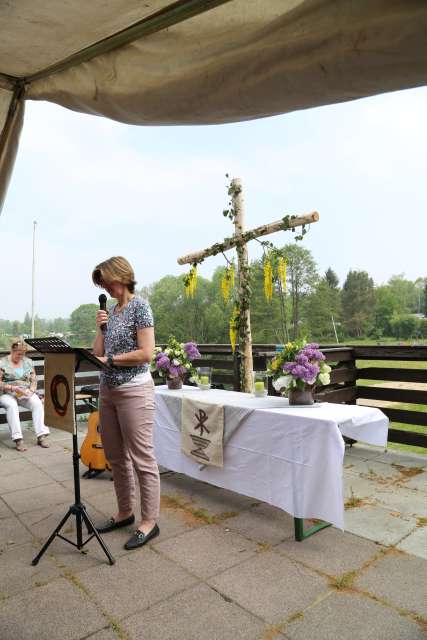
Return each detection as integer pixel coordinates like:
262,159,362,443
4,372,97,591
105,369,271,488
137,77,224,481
103,280,126,299
11,347,25,361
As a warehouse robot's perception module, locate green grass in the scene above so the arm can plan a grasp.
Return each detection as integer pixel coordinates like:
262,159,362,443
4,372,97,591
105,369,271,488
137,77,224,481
331,571,357,590
357,359,427,371
391,402,427,413
340,338,427,346
387,442,427,456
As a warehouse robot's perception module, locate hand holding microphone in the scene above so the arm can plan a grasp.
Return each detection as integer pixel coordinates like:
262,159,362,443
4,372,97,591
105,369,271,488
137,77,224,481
97,294,108,333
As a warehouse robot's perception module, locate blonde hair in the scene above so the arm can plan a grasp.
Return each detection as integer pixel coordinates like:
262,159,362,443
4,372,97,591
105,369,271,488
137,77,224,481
92,256,137,293
11,338,27,352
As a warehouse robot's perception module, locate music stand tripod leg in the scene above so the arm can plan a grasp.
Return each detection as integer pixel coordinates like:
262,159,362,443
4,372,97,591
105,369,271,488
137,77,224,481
81,506,115,565
31,508,74,566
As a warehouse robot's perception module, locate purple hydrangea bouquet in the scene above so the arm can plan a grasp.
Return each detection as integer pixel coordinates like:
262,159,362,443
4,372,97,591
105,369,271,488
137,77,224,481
267,340,331,404
151,336,200,389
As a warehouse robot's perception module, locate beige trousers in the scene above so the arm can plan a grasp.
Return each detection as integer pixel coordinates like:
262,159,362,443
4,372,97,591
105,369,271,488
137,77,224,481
99,379,160,520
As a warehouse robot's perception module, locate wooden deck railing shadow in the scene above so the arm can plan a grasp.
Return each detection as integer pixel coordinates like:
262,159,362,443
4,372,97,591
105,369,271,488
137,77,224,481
1,345,426,450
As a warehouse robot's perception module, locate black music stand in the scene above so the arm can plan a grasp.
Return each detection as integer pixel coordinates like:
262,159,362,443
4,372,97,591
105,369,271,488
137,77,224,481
25,337,115,566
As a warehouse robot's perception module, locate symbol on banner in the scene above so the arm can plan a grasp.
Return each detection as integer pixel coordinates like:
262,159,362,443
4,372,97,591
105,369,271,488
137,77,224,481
190,434,210,461
50,374,71,417
194,409,210,436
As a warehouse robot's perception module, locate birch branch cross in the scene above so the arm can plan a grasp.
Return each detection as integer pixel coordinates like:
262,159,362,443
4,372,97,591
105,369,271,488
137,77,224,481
177,211,319,266
176,178,320,392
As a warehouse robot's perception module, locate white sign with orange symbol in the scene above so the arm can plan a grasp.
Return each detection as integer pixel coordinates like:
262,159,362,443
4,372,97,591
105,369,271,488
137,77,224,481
44,353,76,434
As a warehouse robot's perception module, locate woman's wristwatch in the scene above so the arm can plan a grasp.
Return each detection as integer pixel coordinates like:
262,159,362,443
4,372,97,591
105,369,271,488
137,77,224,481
107,354,115,368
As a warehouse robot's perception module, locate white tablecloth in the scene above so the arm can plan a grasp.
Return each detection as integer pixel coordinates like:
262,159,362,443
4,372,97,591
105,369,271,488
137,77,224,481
154,386,388,529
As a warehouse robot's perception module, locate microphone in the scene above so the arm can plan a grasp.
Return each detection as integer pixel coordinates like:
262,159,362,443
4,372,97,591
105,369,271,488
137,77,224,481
98,294,108,333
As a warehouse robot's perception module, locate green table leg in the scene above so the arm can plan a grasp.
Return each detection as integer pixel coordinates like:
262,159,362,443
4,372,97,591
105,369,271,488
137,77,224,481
294,517,331,541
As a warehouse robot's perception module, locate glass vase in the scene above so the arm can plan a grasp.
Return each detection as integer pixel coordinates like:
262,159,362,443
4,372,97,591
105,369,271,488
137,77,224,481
197,367,212,390
253,371,268,397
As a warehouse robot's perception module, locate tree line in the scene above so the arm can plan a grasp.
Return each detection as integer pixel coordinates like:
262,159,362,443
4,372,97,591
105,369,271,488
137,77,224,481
1,244,426,350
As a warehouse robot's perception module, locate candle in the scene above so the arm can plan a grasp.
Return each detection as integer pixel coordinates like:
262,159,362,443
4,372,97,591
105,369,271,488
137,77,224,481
254,381,265,392
200,376,209,385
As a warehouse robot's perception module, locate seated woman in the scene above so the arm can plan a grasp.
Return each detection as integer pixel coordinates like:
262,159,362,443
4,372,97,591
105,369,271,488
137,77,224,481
0,339,50,451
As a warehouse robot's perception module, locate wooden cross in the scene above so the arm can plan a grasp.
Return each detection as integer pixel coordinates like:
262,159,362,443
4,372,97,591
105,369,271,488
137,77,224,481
177,178,319,392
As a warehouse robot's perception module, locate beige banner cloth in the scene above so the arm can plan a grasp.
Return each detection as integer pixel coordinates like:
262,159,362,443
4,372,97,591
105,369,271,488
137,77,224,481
44,353,76,434
25,1,427,126
181,396,224,468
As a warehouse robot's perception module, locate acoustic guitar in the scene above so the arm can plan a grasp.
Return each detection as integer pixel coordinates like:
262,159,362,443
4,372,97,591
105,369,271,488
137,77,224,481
80,410,112,478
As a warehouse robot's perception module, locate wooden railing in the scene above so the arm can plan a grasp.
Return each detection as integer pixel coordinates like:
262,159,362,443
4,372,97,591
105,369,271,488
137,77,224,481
354,345,427,449
1,345,426,450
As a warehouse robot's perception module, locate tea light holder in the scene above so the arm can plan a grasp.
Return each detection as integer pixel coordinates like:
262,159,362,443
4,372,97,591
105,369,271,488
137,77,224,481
253,371,268,397
197,367,212,390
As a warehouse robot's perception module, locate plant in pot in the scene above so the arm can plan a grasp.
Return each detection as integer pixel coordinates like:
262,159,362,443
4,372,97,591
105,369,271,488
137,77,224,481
151,337,200,389
268,341,331,405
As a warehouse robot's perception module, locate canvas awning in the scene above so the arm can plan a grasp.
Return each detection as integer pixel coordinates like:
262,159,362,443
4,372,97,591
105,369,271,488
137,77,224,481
1,0,427,212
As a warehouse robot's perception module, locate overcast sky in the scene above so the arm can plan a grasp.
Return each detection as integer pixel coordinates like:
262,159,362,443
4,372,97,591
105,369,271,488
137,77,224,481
1,86,426,321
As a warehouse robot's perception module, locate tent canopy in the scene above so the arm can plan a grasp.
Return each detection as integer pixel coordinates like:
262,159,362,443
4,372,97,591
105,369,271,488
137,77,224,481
1,0,427,210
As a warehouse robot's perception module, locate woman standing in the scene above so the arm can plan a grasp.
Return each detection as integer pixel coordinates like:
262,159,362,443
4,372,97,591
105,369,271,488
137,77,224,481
0,340,50,451
92,256,160,550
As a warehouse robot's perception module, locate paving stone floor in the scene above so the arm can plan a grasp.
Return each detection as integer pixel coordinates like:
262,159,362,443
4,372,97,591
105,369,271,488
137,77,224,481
1,423,426,639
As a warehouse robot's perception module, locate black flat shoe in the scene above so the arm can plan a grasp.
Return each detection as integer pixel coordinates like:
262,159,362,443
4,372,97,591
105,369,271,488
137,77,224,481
96,515,135,534
124,524,160,550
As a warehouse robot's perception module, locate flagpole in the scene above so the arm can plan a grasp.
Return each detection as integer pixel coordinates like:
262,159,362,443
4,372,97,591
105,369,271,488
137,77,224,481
31,220,37,338
331,315,339,344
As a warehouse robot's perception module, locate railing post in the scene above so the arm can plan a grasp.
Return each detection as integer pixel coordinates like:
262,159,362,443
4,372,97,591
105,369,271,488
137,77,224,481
233,351,241,392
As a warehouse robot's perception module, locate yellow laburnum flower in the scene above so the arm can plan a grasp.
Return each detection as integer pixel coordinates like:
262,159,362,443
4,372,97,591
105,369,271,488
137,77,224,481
185,265,198,298
264,256,273,302
229,305,239,352
221,269,230,302
221,263,235,303
184,276,191,297
229,263,235,289
277,257,287,292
